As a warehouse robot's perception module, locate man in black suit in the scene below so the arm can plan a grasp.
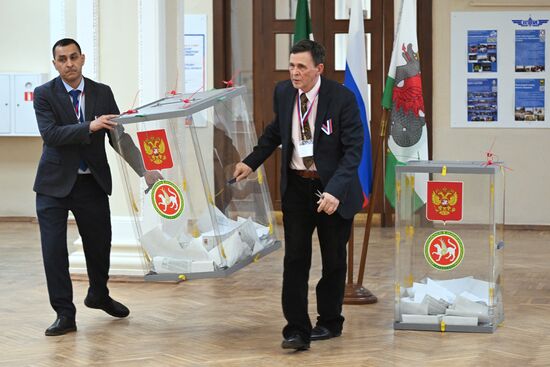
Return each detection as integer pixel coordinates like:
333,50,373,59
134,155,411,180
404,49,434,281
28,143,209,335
34,38,160,336
233,40,363,350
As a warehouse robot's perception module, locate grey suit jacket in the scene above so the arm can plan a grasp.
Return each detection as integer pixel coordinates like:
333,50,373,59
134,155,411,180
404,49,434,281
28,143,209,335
33,76,144,198
243,77,363,219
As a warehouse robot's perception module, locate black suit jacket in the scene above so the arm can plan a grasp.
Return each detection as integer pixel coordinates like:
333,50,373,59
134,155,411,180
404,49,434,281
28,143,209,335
33,76,144,198
243,77,363,219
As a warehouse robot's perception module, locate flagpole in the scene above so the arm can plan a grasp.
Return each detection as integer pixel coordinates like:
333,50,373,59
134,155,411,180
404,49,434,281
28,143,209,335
344,108,388,304
358,108,389,284
347,222,354,285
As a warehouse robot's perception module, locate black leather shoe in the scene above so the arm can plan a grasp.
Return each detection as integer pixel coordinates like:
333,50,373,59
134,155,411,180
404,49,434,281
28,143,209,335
311,325,341,341
45,316,77,336
281,334,310,351
84,296,130,318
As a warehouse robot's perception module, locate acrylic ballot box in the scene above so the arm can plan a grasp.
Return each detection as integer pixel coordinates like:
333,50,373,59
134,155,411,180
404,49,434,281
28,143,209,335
111,86,280,281
394,161,505,332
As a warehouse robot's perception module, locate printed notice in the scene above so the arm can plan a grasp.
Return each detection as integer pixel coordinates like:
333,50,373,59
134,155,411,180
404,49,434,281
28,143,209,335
515,79,545,121
467,78,498,122
515,30,545,72
467,30,497,72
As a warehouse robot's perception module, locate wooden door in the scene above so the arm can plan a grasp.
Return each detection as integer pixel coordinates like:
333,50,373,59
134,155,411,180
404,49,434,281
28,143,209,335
214,0,432,215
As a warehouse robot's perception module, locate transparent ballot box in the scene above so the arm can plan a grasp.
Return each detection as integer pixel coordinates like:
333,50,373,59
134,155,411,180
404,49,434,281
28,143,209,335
111,87,280,281
394,161,505,332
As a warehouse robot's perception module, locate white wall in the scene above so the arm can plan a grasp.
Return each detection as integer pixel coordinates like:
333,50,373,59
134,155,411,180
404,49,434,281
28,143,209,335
433,0,550,225
98,0,140,217
0,0,49,216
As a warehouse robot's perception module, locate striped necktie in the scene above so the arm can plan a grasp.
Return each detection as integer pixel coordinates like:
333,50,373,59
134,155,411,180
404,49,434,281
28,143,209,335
300,93,314,169
68,89,88,172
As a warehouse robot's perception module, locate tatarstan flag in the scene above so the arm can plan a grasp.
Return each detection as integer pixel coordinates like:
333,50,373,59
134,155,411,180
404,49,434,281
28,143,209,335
293,0,312,44
382,0,428,210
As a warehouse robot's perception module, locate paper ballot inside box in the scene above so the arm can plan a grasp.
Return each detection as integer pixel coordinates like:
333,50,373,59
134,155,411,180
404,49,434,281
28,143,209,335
400,277,490,324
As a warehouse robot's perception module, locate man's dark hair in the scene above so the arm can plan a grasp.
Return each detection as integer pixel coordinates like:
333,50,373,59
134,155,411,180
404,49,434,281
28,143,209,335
52,38,82,58
290,39,325,65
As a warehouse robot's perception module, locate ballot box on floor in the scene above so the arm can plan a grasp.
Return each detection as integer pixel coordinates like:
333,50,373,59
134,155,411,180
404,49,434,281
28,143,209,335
110,86,280,281
394,161,505,332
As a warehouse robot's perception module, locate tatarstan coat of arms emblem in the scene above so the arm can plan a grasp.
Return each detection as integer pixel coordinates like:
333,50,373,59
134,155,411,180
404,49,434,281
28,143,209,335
151,180,184,219
424,230,465,271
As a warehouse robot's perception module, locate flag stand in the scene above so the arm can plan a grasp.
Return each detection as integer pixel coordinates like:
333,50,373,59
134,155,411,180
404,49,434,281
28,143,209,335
344,108,389,304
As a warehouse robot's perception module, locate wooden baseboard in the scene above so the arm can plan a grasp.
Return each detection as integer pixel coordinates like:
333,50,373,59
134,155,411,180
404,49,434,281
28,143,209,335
273,212,550,230
0,216,77,224
274,211,382,226
353,213,382,226
71,273,146,283
0,216,37,223
502,224,550,231
2,215,549,231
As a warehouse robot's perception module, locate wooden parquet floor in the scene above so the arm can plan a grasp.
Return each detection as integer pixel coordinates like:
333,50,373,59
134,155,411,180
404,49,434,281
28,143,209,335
1,222,549,366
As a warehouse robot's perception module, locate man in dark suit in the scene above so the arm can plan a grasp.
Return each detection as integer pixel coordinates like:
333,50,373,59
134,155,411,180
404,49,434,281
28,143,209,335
34,38,160,336
233,40,363,350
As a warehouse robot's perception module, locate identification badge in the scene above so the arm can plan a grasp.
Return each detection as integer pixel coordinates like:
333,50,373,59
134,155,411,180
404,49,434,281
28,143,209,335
297,140,314,157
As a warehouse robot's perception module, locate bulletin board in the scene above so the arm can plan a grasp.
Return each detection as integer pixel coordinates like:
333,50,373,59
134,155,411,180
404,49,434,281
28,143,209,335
450,11,550,128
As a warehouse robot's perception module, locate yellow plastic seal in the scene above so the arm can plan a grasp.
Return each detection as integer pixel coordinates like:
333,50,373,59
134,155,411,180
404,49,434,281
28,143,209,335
258,171,264,184
396,180,401,201
406,225,415,238
406,274,414,288
131,197,139,213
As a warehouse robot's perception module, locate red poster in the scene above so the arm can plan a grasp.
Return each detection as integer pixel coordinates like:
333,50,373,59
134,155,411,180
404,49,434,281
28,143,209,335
137,129,174,170
426,181,463,222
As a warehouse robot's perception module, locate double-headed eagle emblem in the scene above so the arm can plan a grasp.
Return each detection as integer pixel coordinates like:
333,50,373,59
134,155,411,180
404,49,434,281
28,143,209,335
431,187,458,216
142,136,167,165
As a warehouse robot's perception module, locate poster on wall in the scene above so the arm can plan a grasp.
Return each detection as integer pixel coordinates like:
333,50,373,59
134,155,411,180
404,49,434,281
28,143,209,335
184,15,207,93
183,14,209,128
467,30,498,73
467,78,498,122
451,11,550,128
515,79,545,122
515,30,546,72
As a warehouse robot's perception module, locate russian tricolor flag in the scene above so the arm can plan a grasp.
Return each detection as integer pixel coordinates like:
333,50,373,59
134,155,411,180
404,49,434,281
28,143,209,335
343,0,373,208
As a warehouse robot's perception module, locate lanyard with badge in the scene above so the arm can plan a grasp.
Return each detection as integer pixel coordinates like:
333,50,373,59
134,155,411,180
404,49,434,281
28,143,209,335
296,92,317,158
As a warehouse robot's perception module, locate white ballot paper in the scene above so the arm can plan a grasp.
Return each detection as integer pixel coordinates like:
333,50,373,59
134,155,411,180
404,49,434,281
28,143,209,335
399,276,493,326
142,206,273,273
140,227,187,258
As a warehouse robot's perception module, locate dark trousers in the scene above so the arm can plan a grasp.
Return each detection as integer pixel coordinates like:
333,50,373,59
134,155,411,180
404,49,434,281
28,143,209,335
281,173,353,340
36,174,112,318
